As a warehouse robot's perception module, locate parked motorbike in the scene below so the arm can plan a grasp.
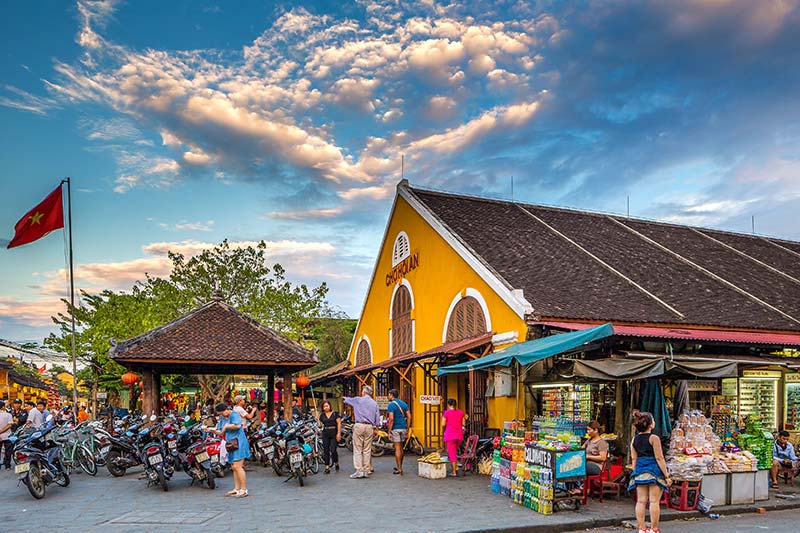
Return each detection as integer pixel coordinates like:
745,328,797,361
282,418,320,486
104,421,147,477
205,433,228,478
11,415,70,500
371,425,394,457
340,415,353,451
176,424,215,489
140,418,174,492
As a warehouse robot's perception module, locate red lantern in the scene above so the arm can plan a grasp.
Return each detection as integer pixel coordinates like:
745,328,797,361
296,375,310,389
121,372,139,388
138,381,143,388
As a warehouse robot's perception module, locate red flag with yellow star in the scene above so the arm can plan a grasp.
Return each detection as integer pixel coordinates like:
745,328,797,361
7,184,64,249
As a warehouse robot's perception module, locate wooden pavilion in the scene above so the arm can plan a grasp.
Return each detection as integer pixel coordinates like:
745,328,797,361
109,295,319,417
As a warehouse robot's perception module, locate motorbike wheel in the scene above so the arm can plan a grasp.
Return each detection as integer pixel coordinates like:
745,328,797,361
371,440,386,457
308,454,320,475
346,436,353,452
106,450,127,477
272,457,288,477
158,469,169,492
205,467,215,489
214,466,225,478
25,464,46,499
77,445,98,476
296,469,304,487
55,469,71,487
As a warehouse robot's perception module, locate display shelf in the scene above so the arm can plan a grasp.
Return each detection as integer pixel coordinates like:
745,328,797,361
786,383,800,430
738,379,777,430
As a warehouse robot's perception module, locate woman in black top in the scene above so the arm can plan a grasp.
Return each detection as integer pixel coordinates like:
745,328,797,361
318,400,341,474
627,412,672,533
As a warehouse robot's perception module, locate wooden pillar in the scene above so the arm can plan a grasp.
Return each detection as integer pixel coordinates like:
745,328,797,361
282,368,293,421
141,369,157,416
153,372,162,416
267,370,275,423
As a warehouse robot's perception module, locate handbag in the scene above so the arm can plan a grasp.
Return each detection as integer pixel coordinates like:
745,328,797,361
225,438,239,452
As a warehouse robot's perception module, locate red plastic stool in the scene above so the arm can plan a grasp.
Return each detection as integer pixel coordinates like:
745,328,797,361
668,479,701,511
632,485,669,506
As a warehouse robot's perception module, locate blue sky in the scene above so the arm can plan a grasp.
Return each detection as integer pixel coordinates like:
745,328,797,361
1,0,800,342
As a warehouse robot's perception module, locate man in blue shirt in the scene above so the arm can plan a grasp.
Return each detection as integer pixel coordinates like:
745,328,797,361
387,389,411,475
771,430,798,488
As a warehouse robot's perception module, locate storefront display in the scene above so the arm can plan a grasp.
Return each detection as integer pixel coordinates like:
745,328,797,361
738,371,779,431
784,373,800,430
539,384,593,420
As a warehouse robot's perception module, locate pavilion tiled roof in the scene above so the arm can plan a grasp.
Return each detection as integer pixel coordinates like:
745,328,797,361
109,299,318,365
409,186,800,332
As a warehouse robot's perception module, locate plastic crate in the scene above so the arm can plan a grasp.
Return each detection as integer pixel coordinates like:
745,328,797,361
669,479,701,511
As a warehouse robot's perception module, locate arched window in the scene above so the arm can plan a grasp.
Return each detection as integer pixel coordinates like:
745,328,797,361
391,285,413,357
355,339,372,367
392,231,410,267
446,296,487,342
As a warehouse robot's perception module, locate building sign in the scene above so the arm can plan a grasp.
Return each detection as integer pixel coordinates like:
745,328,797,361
385,253,419,286
419,395,442,405
785,373,800,383
97,391,108,399
742,370,782,379
376,396,389,410
687,380,718,392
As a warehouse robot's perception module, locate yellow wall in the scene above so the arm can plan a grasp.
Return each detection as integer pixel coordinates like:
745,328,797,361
349,194,527,437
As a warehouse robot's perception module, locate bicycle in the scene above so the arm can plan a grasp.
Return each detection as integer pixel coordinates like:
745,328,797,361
57,427,98,476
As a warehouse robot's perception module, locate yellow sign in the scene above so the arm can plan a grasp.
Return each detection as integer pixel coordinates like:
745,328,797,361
385,253,419,286
742,370,782,379
687,380,718,392
785,373,800,383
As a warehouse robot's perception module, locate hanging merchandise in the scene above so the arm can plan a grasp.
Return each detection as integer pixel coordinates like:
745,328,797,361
784,374,800,430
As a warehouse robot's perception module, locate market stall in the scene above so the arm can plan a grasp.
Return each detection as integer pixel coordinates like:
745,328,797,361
490,421,587,513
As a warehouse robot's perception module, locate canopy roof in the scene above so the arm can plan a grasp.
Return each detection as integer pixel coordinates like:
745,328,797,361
437,323,613,375
559,358,738,381
110,297,318,374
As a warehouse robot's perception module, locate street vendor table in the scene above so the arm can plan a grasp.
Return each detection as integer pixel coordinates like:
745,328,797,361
526,443,586,511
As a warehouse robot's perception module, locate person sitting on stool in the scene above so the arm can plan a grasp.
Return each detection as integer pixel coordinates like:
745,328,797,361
771,430,798,489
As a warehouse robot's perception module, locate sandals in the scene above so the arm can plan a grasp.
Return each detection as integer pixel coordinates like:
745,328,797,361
393,468,403,475
335,463,340,471
225,489,238,496
235,489,249,498
324,467,331,474
772,482,780,489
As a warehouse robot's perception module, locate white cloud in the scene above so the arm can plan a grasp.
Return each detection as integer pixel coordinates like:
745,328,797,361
264,208,344,220
159,220,216,232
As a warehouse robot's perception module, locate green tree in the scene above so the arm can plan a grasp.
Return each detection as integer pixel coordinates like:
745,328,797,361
44,240,332,408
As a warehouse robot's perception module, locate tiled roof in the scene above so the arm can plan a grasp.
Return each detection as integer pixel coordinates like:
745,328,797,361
109,299,318,365
410,186,800,332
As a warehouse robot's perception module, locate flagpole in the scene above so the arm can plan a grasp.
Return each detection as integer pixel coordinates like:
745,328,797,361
62,177,78,412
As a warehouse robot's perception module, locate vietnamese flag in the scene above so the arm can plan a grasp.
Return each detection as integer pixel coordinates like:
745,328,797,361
7,184,65,249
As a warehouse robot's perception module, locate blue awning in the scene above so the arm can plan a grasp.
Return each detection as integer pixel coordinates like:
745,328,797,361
437,323,614,375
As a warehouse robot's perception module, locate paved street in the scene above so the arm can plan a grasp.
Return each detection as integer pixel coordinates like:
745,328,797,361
591,509,798,532
2,450,798,533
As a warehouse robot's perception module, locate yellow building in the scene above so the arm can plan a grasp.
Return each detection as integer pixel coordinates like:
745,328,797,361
342,180,532,447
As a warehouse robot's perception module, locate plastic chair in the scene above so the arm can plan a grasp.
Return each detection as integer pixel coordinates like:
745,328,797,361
582,460,607,504
457,434,479,475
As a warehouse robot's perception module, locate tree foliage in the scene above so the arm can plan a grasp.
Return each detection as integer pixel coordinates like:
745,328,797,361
44,240,335,404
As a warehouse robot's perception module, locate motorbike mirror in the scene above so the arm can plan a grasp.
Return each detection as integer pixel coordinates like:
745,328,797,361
45,414,54,423
150,414,157,421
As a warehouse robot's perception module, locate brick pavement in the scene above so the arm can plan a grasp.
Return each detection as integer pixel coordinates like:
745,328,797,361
2,450,799,533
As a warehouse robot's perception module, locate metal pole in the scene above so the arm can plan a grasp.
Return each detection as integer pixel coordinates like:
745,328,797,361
63,178,78,410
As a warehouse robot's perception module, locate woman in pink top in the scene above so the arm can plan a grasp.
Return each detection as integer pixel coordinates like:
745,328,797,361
441,398,465,477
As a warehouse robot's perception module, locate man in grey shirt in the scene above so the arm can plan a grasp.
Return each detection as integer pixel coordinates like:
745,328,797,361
344,385,380,479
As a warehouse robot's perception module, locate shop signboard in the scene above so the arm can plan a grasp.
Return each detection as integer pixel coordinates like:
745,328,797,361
97,391,108,399
419,395,442,405
376,396,389,410
524,444,586,481
687,380,718,392
784,373,800,383
742,370,782,379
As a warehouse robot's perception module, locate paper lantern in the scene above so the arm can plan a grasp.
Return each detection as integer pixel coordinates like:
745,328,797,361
121,372,139,387
296,375,310,388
